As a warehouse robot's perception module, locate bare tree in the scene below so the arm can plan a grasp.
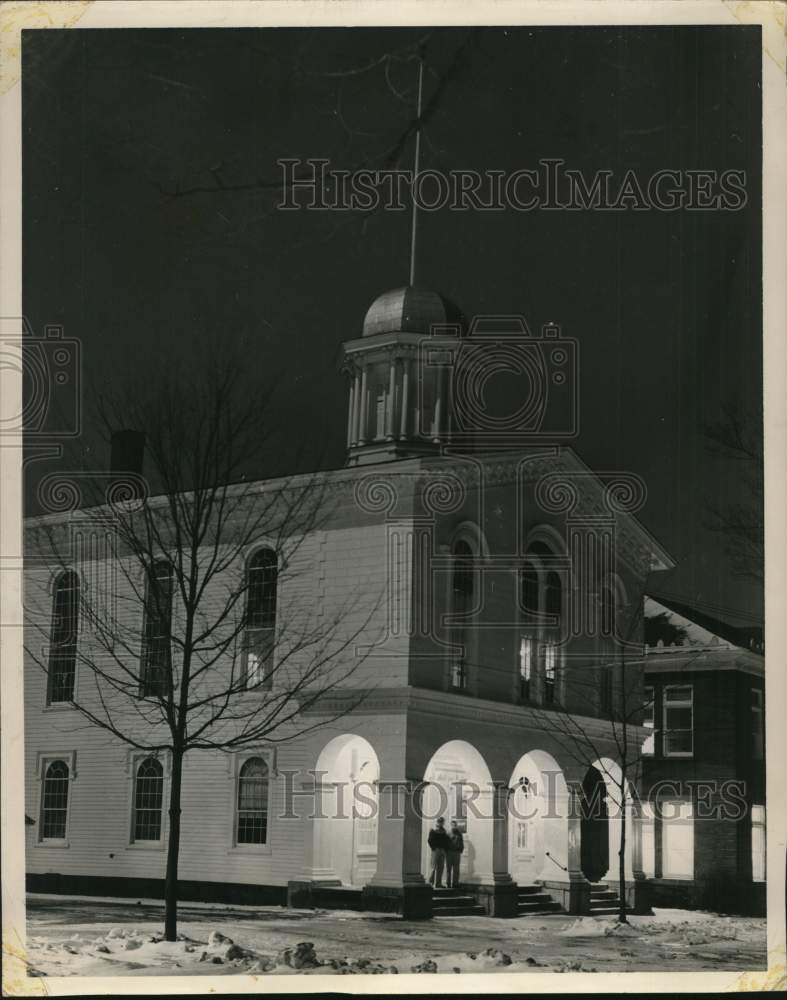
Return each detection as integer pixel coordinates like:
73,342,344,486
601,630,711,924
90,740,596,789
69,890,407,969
529,577,656,924
704,402,763,585
25,342,377,940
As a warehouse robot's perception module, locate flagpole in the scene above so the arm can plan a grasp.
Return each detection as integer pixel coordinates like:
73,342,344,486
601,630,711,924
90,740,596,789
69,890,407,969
409,55,424,288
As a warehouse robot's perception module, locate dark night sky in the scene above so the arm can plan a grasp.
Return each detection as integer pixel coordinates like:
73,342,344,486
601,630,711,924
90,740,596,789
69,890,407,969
22,25,762,623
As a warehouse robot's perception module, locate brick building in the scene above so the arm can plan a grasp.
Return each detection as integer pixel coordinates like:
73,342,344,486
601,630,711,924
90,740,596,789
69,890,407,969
641,596,765,916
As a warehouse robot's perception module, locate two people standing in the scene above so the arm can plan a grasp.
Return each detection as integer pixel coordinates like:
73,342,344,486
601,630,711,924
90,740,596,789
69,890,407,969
427,817,465,889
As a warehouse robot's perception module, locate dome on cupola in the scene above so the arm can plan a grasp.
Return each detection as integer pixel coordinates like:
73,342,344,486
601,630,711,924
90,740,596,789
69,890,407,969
362,286,463,338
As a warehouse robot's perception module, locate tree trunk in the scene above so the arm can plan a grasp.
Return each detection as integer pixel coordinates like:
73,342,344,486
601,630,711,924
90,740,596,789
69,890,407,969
618,780,628,923
164,747,184,941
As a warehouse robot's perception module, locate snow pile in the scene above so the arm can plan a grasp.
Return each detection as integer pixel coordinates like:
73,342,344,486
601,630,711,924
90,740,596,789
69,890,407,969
560,917,635,937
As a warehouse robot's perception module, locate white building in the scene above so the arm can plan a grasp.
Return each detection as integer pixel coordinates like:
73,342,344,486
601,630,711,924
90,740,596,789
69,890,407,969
24,287,674,918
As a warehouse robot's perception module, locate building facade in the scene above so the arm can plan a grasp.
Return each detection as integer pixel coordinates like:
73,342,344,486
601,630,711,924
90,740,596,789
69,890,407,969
641,596,766,916
25,287,678,919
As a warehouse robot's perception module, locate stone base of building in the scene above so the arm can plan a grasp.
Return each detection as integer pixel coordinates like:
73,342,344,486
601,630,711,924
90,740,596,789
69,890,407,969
538,877,590,914
463,881,519,917
27,872,288,907
644,877,765,917
361,883,433,919
605,877,652,915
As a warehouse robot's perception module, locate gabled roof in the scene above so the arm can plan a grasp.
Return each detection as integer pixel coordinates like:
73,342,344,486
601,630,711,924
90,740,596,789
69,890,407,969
643,594,764,677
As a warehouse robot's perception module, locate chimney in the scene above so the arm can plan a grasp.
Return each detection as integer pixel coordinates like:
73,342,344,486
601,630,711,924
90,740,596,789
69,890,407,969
110,430,145,476
109,430,146,500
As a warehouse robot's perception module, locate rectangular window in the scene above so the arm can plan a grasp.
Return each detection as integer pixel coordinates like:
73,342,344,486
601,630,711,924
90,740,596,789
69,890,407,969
642,685,655,755
140,562,173,698
661,799,694,879
751,688,764,760
663,685,693,756
451,658,467,689
519,637,533,700
544,642,557,703
641,801,656,877
752,804,766,882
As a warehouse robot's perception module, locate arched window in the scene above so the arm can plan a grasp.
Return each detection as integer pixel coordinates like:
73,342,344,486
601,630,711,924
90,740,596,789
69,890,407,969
40,760,70,840
519,541,563,706
519,561,539,615
133,757,164,841
450,540,474,690
600,585,615,638
140,560,173,697
245,548,278,689
543,571,562,703
48,570,79,703
236,757,269,845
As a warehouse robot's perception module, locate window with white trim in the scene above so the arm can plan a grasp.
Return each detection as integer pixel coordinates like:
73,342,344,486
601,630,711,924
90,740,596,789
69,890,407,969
133,757,165,842
519,637,533,700
48,570,80,704
663,685,693,756
661,799,694,879
244,549,278,689
642,686,655,755
450,540,473,690
40,759,70,841
751,688,764,760
140,560,173,698
236,757,270,845
751,804,766,882
641,800,656,876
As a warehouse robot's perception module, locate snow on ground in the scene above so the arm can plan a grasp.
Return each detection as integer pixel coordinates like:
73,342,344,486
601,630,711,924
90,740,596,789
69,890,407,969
24,894,767,978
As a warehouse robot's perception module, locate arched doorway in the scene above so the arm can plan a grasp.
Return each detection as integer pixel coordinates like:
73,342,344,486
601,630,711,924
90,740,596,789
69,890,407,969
421,740,493,884
507,750,570,885
580,765,609,883
312,734,380,888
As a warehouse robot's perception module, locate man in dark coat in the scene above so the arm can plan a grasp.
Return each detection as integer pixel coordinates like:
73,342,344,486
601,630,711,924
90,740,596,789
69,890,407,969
427,817,451,887
446,820,465,888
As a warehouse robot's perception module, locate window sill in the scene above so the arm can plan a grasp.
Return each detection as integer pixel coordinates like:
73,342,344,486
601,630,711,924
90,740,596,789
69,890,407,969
36,840,70,849
663,753,694,759
126,841,166,852
42,702,76,712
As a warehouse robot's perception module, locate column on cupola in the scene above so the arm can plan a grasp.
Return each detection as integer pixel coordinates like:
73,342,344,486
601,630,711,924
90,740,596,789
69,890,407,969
350,368,362,446
399,355,411,440
358,365,369,445
385,352,397,440
346,370,356,448
432,363,448,442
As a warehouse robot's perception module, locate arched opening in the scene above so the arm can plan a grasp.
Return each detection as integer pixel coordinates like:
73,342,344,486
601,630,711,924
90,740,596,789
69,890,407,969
508,750,570,885
584,757,637,886
580,765,610,882
312,734,380,888
421,740,493,885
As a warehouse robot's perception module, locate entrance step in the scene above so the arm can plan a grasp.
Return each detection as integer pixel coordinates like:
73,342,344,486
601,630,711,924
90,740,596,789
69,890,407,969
516,883,564,916
588,882,626,916
431,888,486,917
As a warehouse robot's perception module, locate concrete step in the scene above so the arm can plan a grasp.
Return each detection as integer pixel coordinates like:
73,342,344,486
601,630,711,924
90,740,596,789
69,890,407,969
516,892,555,905
433,904,487,917
590,891,618,901
517,901,563,915
517,883,546,895
433,895,478,908
589,906,625,916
